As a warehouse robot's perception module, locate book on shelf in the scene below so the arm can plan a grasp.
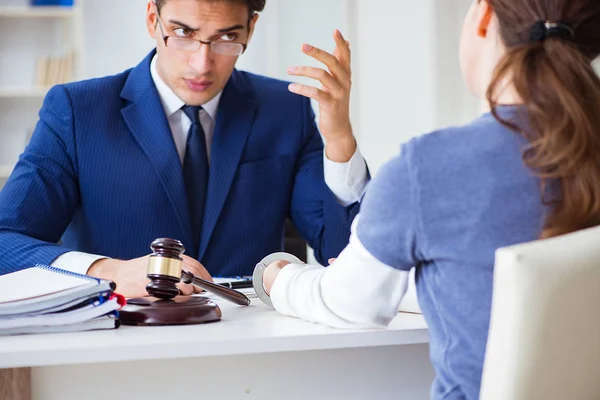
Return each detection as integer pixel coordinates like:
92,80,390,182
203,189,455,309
35,52,74,88
0,264,125,336
30,0,75,6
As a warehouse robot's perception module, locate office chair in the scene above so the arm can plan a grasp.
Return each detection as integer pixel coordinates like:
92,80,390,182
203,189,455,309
283,219,307,263
480,225,600,400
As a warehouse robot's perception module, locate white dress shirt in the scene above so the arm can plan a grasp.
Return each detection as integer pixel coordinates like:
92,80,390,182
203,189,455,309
52,55,369,275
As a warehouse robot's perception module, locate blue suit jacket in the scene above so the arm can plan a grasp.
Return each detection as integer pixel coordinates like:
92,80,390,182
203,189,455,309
0,51,359,276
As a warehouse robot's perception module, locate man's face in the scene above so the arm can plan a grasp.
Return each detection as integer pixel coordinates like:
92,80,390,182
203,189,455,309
146,0,258,105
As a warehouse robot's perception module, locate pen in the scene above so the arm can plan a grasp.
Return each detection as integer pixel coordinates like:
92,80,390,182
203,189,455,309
218,280,253,289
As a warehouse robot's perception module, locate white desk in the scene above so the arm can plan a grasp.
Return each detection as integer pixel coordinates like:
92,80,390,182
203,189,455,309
0,298,434,400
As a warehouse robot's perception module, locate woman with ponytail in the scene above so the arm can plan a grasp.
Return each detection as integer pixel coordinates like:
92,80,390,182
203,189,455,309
260,1,600,398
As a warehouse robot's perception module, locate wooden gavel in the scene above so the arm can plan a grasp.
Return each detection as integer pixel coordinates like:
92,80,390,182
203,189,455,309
145,238,250,306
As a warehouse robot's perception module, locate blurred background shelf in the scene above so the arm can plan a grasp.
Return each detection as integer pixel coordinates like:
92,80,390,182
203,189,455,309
0,166,13,179
0,5,75,17
0,0,83,190
0,86,49,98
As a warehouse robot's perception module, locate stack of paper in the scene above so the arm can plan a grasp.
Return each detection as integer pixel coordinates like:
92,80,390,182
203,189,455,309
0,264,125,336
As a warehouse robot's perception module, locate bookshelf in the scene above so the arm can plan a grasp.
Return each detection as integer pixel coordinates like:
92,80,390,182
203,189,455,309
0,86,48,98
0,0,83,189
0,165,12,179
0,5,75,17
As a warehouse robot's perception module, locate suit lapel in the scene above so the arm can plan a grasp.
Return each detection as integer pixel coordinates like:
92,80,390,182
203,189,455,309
198,72,257,260
120,51,193,252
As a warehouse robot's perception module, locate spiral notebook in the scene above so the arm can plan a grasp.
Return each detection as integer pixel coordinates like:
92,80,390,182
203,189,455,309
0,314,119,336
0,264,123,335
0,264,116,316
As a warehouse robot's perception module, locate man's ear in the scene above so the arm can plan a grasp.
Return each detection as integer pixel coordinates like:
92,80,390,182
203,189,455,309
477,1,493,38
146,1,159,38
247,13,260,45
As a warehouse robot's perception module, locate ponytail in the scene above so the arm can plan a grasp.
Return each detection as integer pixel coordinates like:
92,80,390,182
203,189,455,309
488,39,600,238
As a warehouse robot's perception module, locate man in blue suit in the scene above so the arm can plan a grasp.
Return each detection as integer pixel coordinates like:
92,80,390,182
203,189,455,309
0,0,368,297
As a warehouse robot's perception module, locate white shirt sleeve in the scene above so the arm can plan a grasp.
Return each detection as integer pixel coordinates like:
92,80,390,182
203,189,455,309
323,146,369,207
270,219,409,329
51,251,108,276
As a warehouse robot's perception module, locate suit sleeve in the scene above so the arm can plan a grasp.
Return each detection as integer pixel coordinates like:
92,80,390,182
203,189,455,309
0,85,80,274
288,97,361,265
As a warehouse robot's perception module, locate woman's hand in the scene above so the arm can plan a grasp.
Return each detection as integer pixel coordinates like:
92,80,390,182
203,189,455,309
263,260,292,295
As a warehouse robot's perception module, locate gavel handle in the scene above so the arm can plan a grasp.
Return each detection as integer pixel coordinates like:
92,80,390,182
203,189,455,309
180,270,251,306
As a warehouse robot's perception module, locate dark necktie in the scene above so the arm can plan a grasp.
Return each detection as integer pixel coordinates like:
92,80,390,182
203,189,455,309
181,105,209,254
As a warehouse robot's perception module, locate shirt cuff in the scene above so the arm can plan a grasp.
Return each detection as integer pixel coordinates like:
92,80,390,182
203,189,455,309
269,229,410,329
324,146,369,207
51,251,108,276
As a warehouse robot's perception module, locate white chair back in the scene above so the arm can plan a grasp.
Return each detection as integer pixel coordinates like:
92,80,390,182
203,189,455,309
480,225,600,400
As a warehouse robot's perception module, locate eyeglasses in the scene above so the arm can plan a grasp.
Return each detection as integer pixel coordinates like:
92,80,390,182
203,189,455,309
155,13,247,56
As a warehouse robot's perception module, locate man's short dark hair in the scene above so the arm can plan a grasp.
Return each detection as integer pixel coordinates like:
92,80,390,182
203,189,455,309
155,0,266,17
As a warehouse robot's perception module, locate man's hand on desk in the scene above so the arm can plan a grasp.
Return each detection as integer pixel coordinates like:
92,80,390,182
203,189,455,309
88,255,212,298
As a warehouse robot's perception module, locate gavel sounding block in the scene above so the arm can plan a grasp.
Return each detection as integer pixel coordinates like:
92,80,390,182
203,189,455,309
119,296,222,326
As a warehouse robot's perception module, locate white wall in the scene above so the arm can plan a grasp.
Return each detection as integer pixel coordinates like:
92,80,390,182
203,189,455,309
348,0,480,174
434,0,481,129
350,1,437,173
237,0,347,81
82,0,154,78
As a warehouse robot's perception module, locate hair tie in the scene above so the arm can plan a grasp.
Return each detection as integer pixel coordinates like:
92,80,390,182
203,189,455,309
530,20,575,42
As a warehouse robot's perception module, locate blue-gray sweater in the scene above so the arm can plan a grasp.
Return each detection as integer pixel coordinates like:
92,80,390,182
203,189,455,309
356,108,544,400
